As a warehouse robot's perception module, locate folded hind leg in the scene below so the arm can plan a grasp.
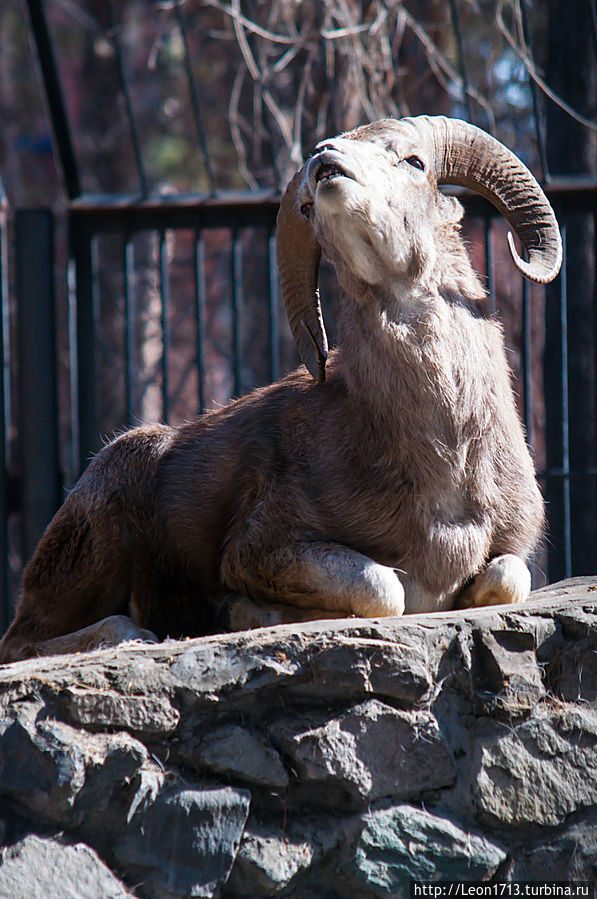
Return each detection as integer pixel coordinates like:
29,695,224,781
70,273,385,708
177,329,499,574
1,615,159,662
221,538,405,631
0,500,154,664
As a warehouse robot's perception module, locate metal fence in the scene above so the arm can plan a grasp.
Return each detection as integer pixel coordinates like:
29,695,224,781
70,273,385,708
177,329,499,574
68,194,282,474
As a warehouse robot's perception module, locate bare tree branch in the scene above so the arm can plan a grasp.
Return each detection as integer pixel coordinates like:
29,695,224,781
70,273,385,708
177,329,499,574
201,0,295,44
496,0,597,132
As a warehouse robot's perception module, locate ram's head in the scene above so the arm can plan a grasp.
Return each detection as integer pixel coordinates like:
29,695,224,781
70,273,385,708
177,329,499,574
277,116,562,382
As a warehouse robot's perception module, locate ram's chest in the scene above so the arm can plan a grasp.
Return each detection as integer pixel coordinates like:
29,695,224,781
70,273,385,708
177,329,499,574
318,445,471,556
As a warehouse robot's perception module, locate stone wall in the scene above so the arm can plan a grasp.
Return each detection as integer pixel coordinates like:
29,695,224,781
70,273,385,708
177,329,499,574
1,577,596,898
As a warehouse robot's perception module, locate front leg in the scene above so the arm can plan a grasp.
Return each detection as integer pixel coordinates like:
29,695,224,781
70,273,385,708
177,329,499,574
221,539,405,630
455,554,532,609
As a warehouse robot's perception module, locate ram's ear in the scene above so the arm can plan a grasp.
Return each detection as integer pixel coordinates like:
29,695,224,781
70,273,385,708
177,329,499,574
276,170,328,382
437,192,464,225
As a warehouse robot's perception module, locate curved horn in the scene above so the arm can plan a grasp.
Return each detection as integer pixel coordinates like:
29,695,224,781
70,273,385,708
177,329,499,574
276,170,327,382
413,116,562,284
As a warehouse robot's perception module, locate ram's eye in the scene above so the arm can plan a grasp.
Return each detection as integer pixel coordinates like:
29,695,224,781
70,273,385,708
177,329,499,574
300,203,313,219
405,156,425,170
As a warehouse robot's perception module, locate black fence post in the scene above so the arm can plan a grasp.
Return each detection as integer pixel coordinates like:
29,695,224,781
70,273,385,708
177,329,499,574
0,183,11,631
15,208,61,567
70,222,100,476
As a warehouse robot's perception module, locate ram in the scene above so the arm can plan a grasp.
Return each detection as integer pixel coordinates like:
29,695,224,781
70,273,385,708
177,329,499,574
0,116,562,663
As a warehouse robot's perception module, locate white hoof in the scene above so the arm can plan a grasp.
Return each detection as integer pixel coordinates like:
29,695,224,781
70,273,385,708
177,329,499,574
457,555,531,609
354,563,406,618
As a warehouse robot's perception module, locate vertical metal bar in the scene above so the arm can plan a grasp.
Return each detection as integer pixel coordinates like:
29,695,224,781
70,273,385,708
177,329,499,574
72,221,100,475
159,231,171,422
0,183,10,631
594,209,597,471
66,256,79,488
484,217,496,315
448,0,474,122
23,0,81,199
124,236,136,425
589,0,597,63
520,267,537,588
174,0,218,196
268,230,280,382
231,230,242,397
518,0,549,181
0,182,11,469
521,275,533,446
559,224,572,577
194,231,206,413
107,1,149,198
15,210,61,565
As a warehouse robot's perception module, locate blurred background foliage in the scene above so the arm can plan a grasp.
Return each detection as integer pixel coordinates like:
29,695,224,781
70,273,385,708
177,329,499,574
1,0,594,206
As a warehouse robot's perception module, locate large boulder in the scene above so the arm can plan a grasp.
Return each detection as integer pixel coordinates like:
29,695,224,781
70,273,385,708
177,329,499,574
0,576,596,897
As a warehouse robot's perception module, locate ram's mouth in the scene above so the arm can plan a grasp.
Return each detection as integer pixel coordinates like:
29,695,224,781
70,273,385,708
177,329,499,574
307,151,357,193
315,161,346,183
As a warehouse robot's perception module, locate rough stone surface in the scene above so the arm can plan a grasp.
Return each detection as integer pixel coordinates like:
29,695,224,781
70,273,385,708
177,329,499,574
508,809,597,880
352,804,506,894
0,833,135,899
0,576,596,897
60,686,180,735
472,707,597,826
471,628,545,715
114,782,250,898
272,699,455,802
0,709,147,825
226,822,315,896
181,723,289,789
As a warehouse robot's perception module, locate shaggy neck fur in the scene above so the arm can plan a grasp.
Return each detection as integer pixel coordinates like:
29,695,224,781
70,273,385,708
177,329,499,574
330,219,504,512
334,220,489,399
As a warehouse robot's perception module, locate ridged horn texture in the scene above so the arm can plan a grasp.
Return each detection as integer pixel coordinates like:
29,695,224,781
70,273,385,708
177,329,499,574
411,115,562,284
276,169,327,382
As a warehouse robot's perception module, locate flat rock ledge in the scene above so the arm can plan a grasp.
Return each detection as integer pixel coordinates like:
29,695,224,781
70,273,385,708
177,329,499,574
1,577,597,898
